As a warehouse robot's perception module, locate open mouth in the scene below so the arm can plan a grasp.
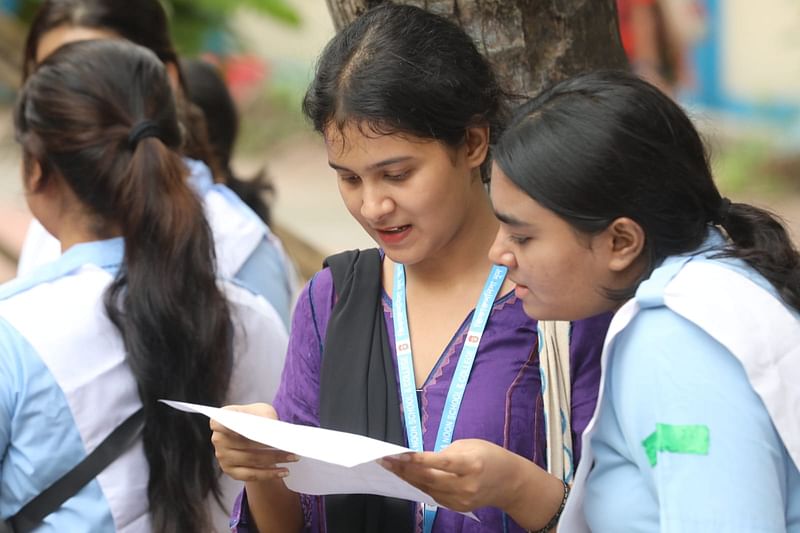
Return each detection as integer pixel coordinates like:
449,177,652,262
376,225,412,243
378,225,410,234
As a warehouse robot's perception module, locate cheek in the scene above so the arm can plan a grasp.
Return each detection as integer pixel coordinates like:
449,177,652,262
338,184,363,218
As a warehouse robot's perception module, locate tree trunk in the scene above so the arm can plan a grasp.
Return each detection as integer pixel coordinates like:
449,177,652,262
324,0,628,98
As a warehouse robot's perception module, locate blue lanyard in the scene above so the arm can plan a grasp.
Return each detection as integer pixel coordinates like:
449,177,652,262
391,263,507,533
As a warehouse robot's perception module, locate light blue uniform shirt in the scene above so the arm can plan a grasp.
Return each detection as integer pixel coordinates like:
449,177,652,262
583,232,800,532
1,239,142,531
1,238,289,532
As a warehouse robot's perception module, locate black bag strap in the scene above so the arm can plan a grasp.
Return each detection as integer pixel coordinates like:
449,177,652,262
319,249,413,533
4,408,144,533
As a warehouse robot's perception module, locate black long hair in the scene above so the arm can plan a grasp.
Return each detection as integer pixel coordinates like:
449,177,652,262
182,58,274,224
14,39,234,532
494,70,800,310
302,2,508,181
23,0,273,222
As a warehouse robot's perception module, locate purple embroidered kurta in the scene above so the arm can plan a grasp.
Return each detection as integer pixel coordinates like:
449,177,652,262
231,266,610,532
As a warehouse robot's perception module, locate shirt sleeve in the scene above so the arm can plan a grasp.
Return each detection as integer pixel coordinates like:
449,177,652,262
568,311,611,465
610,307,793,532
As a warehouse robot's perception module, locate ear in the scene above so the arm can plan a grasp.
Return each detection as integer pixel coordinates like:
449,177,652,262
165,61,181,92
604,217,645,272
23,157,46,194
464,125,490,171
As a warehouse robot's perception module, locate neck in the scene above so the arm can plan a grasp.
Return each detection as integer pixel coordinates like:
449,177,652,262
54,208,118,254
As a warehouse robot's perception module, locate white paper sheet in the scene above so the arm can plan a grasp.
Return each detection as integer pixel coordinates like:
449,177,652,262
162,400,478,520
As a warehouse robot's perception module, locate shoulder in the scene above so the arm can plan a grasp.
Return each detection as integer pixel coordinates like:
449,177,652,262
613,306,728,377
289,267,336,341
609,306,756,418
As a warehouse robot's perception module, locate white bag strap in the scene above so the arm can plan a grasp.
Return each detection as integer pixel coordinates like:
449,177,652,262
538,319,574,482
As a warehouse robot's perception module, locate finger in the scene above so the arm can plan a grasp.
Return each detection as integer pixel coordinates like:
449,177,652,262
222,403,278,419
381,458,462,492
381,460,484,513
210,426,274,452
386,451,477,476
216,448,299,469
221,465,291,483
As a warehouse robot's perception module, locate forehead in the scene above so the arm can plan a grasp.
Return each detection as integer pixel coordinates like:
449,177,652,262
490,164,560,226
323,121,443,163
36,25,120,64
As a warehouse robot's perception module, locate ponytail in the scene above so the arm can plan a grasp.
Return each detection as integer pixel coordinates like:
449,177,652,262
716,201,800,312
105,132,233,532
16,40,234,532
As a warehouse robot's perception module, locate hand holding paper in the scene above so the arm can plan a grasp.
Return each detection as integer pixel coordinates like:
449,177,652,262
162,400,478,520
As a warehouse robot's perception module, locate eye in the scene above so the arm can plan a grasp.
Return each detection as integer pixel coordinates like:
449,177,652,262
509,235,530,245
339,174,361,184
384,170,410,181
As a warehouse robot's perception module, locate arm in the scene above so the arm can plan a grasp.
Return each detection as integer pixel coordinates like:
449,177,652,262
218,273,333,532
610,309,793,530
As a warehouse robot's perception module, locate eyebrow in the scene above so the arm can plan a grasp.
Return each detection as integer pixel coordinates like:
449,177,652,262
493,210,528,227
328,156,414,172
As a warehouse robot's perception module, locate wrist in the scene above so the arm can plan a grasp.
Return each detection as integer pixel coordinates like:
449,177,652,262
528,479,569,533
503,459,567,531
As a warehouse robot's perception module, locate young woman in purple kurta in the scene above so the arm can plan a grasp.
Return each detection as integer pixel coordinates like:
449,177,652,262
228,267,608,532
211,5,610,533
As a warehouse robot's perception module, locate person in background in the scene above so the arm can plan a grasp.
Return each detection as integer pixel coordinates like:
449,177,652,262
1,39,288,532
383,70,800,532
182,57,299,325
16,0,296,326
616,0,687,96
210,5,612,532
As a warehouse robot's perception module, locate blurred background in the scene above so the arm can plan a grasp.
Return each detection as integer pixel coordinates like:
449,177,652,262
0,0,798,283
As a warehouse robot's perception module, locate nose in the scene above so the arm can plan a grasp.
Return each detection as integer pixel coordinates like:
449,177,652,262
360,183,394,223
488,228,517,269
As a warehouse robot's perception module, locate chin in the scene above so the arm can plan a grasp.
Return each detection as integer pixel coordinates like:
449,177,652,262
382,249,420,266
522,300,568,322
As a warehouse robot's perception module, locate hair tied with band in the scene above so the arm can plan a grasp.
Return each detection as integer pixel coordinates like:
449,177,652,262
128,120,162,150
715,197,732,226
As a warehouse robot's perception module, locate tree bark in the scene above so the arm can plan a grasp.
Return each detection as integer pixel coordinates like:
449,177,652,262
324,0,628,98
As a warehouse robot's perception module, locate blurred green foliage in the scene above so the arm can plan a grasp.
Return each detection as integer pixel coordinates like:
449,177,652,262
13,0,300,55
713,138,799,196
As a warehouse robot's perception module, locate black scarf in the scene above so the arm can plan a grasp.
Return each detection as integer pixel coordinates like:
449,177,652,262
319,249,414,533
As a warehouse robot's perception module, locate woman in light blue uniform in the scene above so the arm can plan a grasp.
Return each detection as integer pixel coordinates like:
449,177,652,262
15,0,297,327
1,40,287,532
382,70,800,532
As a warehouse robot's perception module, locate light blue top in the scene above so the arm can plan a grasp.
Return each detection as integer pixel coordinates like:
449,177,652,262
1,237,290,532
583,232,800,532
0,239,131,531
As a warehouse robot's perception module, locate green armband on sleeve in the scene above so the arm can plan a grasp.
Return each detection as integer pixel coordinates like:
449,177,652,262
642,423,710,467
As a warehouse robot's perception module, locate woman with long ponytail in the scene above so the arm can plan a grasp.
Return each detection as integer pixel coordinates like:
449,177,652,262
15,0,298,328
0,39,287,532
